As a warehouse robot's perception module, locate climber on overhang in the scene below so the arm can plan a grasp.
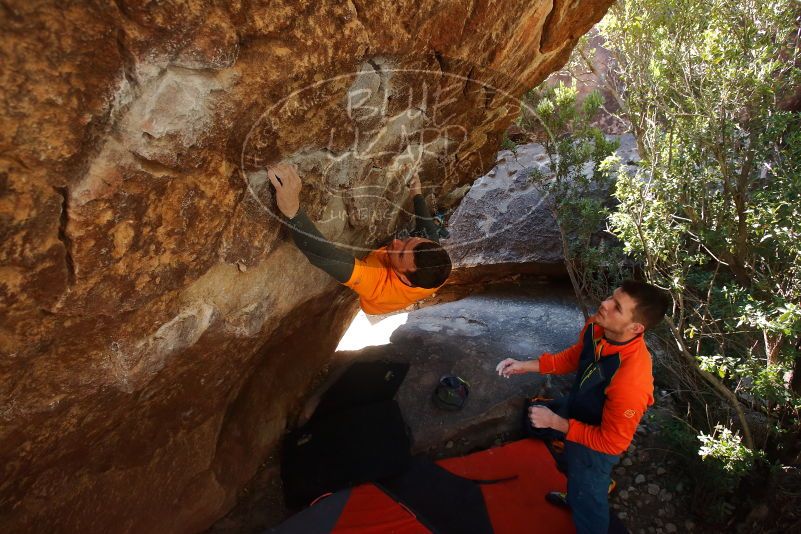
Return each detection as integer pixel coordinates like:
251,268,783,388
267,162,452,315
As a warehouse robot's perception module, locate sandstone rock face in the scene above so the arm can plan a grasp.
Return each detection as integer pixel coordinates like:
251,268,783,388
0,1,613,532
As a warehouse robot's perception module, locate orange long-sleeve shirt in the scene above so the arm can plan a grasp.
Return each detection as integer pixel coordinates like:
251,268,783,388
344,247,440,315
538,322,654,455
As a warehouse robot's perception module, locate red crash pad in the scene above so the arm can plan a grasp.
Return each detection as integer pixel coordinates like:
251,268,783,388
327,439,573,533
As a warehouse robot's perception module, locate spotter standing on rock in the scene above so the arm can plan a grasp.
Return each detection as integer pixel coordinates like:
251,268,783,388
496,281,671,534
267,162,452,314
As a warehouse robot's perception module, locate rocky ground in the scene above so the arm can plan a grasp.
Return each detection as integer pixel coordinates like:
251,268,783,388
608,398,698,534
210,276,710,533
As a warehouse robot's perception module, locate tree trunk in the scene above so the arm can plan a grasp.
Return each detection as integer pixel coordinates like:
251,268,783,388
554,208,589,320
765,331,784,367
790,336,801,396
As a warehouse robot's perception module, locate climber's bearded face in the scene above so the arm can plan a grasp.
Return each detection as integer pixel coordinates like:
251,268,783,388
386,237,426,277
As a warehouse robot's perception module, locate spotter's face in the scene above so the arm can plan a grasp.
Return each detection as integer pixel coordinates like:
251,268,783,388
596,288,644,338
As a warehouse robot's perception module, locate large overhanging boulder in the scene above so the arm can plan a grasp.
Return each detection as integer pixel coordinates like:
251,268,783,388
0,1,614,532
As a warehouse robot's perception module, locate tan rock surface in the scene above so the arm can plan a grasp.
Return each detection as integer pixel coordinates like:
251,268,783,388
0,1,613,532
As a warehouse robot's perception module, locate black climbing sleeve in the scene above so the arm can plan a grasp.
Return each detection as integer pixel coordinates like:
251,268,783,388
413,194,440,243
286,210,355,284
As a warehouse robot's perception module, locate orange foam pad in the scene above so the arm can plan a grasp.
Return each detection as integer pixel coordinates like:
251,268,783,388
332,439,574,534
333,484,430,533
439,439,574,534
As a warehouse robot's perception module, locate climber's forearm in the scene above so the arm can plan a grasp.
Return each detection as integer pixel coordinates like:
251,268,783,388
286,210,355,283
413,194,440,243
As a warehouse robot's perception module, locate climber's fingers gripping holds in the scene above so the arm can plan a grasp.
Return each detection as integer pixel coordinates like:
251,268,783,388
267,163,301,218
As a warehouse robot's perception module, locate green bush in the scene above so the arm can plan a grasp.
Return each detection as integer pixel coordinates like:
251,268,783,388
521,82,631,314
601,0,801,443
500,133,518,154
662,418,765,522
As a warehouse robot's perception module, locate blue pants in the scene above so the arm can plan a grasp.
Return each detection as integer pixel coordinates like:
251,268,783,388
565,440,619,534
523,398,620,533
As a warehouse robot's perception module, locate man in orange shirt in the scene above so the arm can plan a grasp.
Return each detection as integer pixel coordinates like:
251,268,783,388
267,163,452,314
496,281,671,534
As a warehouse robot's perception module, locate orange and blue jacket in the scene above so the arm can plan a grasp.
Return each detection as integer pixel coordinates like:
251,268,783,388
538,321,654,455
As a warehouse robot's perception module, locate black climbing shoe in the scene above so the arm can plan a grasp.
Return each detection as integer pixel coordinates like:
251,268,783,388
545,479,616,509
545,491,569,508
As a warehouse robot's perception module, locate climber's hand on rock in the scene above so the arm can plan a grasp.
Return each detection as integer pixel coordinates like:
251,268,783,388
268,163,301,219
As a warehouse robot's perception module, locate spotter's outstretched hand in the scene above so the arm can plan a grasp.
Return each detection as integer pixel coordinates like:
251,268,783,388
267,163,301,218
496,358,528,378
